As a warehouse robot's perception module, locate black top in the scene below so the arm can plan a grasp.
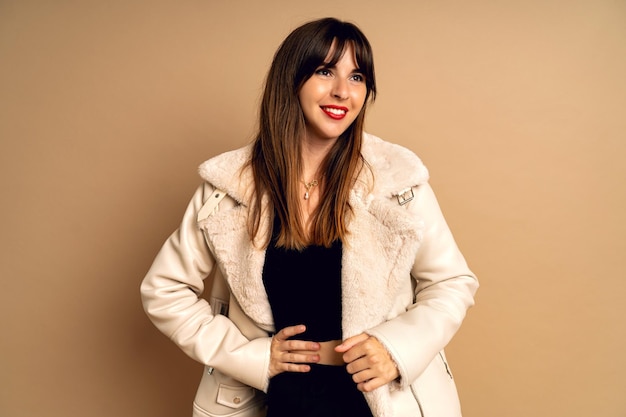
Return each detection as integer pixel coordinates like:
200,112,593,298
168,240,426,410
262,220,343,342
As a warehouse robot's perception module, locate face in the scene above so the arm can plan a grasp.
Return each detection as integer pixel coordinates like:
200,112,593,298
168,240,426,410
298,44,368,145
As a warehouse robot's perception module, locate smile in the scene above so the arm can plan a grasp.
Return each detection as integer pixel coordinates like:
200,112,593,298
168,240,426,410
321,106,348,119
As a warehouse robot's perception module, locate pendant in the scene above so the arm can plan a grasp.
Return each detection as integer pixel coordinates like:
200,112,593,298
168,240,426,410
301,179,317,200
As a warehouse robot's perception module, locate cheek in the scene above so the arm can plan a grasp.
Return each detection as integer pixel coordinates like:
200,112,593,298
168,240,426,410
299,80,325,103
353,89,367,110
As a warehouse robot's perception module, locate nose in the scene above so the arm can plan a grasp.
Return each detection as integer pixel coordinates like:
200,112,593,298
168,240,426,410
331,78,348,100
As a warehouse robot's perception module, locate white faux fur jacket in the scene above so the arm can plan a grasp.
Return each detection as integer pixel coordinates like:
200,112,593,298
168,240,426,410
141,133,478,417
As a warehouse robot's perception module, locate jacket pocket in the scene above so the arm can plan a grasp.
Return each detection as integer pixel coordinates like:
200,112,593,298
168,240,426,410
409,351,462,417
438,351,453,379
193,366,266,417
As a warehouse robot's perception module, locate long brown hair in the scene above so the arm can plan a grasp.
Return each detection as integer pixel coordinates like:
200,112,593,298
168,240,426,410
248,17,377,249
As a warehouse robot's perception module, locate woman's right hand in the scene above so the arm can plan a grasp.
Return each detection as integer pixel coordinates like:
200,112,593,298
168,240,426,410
269,324,320,378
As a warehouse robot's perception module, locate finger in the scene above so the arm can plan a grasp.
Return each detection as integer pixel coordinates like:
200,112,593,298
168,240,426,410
282,363,312,373
270,351,318,377
348,350,397,377
357,376,387,393
275,324,307,341
349,366,376,384
344,335,393,365
343,340,399,384
280,339,320,352
341,337,377,364
270,349,316,377
290,348,322,357
345,356,370,376
282,351,320,364
335,333,369,353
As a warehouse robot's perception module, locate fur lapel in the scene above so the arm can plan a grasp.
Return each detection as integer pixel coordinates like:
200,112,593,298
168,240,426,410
343,192,424,417
341,194,423,338
201,203,274,330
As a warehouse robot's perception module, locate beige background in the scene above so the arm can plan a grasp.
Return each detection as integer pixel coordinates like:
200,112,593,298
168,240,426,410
1,1,625,416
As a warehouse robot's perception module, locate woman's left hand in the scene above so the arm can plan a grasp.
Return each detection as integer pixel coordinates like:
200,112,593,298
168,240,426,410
335,333,399,392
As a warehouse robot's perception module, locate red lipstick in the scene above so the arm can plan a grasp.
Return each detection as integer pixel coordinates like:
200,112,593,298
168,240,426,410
321,105,348,120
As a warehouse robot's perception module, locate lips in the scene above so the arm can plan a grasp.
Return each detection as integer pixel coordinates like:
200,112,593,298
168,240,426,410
321,105,348,120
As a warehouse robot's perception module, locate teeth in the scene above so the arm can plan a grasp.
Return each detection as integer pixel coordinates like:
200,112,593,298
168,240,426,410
323,107,346,115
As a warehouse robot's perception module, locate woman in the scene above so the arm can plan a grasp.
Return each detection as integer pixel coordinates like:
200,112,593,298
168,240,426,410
141,17,478,417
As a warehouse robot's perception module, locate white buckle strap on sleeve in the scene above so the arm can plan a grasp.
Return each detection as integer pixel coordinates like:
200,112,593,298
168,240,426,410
195,187,230,318
197,188,227,222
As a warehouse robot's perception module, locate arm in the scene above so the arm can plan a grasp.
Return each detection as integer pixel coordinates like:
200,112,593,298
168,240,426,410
140,184,271,392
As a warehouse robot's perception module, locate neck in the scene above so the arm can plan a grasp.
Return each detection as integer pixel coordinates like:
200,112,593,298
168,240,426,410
301,137,336,181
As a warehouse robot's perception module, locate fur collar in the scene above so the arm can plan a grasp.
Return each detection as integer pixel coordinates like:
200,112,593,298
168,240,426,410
198,133,428,205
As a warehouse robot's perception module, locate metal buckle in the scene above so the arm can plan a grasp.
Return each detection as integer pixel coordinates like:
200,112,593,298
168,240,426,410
396,187,414,206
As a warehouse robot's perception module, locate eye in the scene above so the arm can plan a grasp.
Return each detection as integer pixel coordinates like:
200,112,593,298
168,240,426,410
315,68,332,77
350,73,365,82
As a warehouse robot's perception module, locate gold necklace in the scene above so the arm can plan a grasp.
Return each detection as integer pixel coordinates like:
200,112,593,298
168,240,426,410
301,179,319,200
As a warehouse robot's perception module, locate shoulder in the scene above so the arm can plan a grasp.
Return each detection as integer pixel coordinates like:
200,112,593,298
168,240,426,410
197,143,253,203
361,132,429,197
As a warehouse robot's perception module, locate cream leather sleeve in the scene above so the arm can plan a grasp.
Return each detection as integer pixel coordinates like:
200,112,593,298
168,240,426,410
140,184,271,392
366,182,478,388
